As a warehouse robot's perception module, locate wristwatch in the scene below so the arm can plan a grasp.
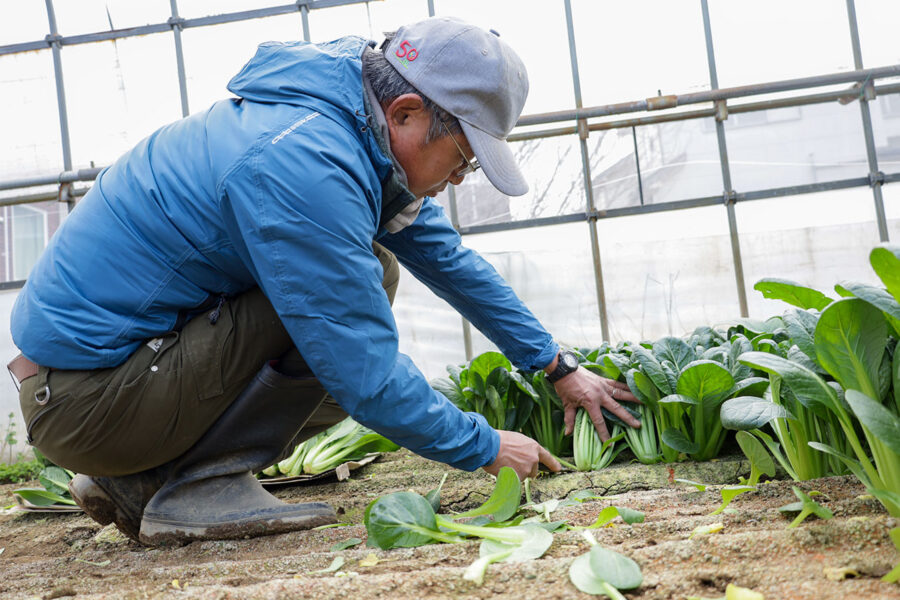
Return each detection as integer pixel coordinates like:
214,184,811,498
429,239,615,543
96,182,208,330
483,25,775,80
547,349,579,383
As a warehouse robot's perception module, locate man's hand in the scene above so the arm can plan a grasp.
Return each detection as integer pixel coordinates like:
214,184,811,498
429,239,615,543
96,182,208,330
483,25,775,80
553,366,642,442
483,430,561,480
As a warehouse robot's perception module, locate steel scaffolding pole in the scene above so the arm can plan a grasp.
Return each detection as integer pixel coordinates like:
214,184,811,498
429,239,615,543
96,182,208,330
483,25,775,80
846,0,889,242
170,0,191,117
701,0,748,317
564,0,610,342
44,0,74,216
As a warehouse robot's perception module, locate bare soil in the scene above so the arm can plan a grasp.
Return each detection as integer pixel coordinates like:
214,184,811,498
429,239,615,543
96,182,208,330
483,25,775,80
1,450,897,600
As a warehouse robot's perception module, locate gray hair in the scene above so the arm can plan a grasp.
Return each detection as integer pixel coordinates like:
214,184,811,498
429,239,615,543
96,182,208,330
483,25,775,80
364,33,461,144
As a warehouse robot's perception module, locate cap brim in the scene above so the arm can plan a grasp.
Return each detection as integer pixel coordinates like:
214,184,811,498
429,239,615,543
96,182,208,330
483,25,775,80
459,121,528,197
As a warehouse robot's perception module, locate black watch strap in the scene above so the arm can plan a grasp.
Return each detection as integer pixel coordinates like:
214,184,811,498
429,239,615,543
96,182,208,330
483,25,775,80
547,350,579,383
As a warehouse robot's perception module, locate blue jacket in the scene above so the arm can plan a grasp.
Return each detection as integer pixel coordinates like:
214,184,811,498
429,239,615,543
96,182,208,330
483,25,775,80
11,37,557,471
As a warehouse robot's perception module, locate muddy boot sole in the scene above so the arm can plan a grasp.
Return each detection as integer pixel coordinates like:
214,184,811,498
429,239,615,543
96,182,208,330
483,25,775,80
68,475,142,543
139,501,337,546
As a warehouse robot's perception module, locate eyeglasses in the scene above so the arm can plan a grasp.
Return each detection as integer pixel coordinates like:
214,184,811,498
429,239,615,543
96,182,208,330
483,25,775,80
441,121,480,177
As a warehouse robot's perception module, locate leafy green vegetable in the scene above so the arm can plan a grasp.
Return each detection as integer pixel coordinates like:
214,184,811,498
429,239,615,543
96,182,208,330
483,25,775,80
330,538,362,552
13,465,76,506
710,485,755,516
463,524,553,585
753,278,833,310
425,473,448,514
778,486,833,528
568,530,642,599
735,430,775,486
573,409,625,471
453,466,521,522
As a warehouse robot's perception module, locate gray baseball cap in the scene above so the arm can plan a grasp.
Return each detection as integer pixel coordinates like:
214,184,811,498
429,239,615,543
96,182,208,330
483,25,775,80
384,16,529,196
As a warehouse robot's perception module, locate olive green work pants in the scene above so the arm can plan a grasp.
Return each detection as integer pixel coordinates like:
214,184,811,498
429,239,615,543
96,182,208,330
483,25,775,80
18,243,399,477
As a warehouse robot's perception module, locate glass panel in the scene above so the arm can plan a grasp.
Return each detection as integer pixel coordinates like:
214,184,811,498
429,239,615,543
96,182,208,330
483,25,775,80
726,103,868,192
637,118,723,204
181,14,304,115
590,128,640,210
394,265,466,380
53,0,169,35
707,0,853,89
449,135,586,227
462,223,602,354
597,206,738,343
64,36,182,168
0,0,48,45
736,188,882,319
572,0,710,108
870,92,900,172
10,203,58,281
0,50,62,182
0,288,27,458
368,0,431,35
175,0,278,20
854,0,900,68
884,182,900,243
433,0,575,115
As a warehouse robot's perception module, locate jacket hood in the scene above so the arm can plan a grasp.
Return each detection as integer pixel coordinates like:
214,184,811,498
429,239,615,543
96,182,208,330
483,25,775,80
227,37,372,116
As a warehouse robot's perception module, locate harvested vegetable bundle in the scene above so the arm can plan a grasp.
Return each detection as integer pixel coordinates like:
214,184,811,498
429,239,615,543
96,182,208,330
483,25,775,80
261,417,399,477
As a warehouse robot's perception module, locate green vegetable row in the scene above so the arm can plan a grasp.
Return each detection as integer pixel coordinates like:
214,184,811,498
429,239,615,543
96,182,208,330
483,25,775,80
431,244,900,581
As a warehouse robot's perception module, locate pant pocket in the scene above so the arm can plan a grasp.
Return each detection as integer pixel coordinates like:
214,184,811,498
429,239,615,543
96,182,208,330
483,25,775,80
181,297,235,401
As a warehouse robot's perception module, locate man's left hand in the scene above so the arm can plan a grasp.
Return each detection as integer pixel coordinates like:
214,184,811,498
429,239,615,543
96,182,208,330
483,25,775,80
552,366,641,442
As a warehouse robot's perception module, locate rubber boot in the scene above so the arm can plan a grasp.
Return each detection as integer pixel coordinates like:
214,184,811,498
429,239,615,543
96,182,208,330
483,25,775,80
69,467,170,542
139,363,337,546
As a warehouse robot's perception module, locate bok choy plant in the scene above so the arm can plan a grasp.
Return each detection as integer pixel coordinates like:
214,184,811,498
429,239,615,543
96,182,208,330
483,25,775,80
262,417,399,477
573,409,625,471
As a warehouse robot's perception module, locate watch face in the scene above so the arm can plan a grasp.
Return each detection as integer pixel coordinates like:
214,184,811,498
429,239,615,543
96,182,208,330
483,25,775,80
561,351,579,370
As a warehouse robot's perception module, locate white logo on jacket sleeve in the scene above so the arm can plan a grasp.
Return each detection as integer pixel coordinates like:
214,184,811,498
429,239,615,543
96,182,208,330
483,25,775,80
272,112,321,145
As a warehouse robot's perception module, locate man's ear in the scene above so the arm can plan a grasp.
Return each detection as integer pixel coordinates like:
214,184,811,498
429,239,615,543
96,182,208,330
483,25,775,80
384,93,426,135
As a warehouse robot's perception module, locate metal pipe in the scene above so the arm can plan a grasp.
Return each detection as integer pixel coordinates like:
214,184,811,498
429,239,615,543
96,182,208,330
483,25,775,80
300,3,310,41
846,0,889,241
0,168,103,192
632,126,645,205
0,187,90,208
455,174,889,236
517,63,900,127
45,0,72,174
564,0,610,342
701,0,748,317
170,0,190,117
0,1,373,56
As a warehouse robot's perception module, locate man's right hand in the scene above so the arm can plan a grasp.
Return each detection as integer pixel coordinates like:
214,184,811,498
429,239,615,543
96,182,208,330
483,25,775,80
482,430,561,480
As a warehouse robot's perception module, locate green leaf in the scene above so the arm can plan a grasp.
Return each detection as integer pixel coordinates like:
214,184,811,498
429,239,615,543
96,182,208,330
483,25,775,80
431,377,466,408
710,485,755,515
738,351,839,416
625,369,660,412
588,545,643,589
720,396,794,430
454,466,520,522
630,345,673,395
736,430,775,486
844,390,900,455
654,337,696,372
659,393,698,406
583,505,645,529
661,428,700,454
782,309,820,362
424,473,448,514
38,466,72,498
468,352,513,385
807,442,870,486
870,245,900,304
364,491,441,549
676,360,734,406
779,486,833,527
675,479,708,492
12,488,76,506
835,281,900,338
330,538,362,552
815,298,886,399
310,556,345,574
729,377,769,398
466,525,553,586
753,278,833,310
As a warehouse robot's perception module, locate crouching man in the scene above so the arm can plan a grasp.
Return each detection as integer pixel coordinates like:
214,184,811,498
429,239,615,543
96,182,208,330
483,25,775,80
9,16,638,545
